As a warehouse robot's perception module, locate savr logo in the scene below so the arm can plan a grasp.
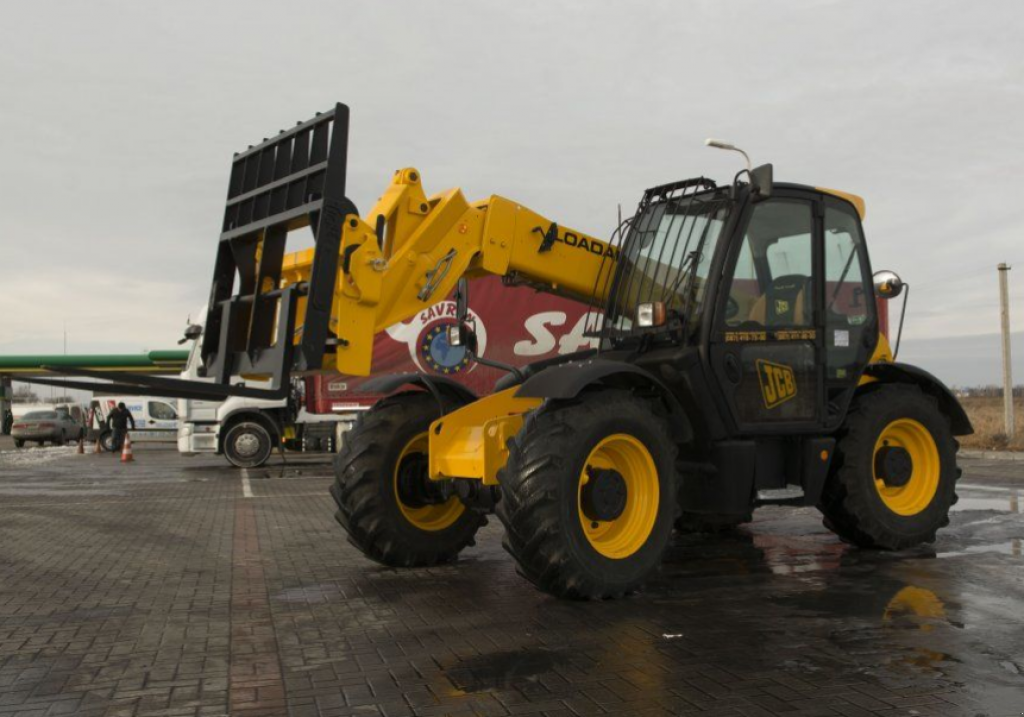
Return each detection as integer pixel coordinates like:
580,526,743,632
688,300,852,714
386,301,486,375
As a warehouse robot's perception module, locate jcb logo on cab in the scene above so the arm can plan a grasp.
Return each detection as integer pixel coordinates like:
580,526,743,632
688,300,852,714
757,359,797,409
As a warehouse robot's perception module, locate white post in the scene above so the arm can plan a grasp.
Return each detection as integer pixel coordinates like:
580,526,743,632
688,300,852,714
998,263,1014,439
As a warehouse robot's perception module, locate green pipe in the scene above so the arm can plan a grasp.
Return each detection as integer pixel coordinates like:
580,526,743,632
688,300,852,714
0,351,189,371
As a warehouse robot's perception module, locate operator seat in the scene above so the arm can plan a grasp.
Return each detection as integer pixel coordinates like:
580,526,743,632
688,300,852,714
748,274,812,327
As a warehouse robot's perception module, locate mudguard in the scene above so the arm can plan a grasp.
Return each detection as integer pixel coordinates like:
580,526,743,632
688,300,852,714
358,373,477,414
862,362,973,435
514,358,692,442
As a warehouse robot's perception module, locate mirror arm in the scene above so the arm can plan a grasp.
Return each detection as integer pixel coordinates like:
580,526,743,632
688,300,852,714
451,279,524,381
892,283,910,361
469,350,525,382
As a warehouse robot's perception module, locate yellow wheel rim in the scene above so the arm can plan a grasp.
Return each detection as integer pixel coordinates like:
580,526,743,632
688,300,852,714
577,433,660,560
393,433,464,531
873,418,940,516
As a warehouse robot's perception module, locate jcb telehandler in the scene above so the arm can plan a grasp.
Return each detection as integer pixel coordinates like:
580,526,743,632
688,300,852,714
53,104,971,599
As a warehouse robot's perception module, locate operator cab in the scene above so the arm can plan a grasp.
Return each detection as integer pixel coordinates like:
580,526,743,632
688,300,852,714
602,177,877,437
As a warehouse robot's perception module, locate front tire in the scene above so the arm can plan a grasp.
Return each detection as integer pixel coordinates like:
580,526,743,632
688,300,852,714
222,421,275,468
330,392,482,567
14,439,24,448
496,390,678,600
819,385,959,550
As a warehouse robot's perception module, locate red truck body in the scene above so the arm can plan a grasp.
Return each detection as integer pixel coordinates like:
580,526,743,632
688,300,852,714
305,276,600,413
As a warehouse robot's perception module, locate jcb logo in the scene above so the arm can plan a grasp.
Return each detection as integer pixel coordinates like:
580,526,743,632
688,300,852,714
774,299,790,315
757,359,797,409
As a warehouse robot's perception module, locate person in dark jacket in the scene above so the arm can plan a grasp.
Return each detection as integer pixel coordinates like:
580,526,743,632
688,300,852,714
107,402,136,453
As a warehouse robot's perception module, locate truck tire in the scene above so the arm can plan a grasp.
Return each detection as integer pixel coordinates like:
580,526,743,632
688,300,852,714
100,431,114,453
14,439,24,449
496,390,678,600
330,392,482,567
222,420,275,469
819,385,959,550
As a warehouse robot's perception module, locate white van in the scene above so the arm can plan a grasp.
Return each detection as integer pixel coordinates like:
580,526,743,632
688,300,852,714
89,396,179,450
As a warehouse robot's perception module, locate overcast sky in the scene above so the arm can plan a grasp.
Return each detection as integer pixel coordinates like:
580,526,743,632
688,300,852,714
1,0,1022,388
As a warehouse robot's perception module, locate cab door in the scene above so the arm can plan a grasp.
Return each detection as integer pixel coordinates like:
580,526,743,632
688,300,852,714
709,194,824,433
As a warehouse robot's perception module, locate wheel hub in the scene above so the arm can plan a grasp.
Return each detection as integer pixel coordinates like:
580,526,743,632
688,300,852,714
875,445,913,488
581,467,627,522
396,454,449,507
234,433,261,457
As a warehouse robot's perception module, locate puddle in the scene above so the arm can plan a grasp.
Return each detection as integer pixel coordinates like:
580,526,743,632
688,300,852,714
938,540,1023,559
444,647,570,693
951,495,1021,513
272,584,341,604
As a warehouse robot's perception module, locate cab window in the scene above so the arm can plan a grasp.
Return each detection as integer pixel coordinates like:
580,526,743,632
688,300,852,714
148,401,177,420
725,200,814,328
824,201,874,380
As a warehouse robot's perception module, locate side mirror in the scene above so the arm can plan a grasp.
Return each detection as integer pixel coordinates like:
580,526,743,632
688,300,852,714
750,163,773,201
447,321,478,352
873,270,905,299
179,323,203,344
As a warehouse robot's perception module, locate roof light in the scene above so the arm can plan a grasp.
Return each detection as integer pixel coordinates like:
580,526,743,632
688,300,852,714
704,138,752,172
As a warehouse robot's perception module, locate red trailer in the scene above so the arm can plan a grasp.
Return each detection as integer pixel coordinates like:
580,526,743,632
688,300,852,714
304,276,599,414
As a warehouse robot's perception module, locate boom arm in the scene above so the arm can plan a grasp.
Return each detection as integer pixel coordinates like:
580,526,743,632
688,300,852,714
286,167,617,377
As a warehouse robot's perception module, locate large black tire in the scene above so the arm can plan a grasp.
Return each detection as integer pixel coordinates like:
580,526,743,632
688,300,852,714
819,385,959,550
100,431,114,453
222,420,275,468
13,439,24,449
496,390,678,600
330,392,483,567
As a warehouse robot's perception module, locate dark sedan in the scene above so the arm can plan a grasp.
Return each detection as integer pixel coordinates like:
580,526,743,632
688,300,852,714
11,411,83,448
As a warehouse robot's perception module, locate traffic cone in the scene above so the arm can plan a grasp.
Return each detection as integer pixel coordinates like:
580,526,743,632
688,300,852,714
121,433,134,463
94,436,102,454
77,436,84,454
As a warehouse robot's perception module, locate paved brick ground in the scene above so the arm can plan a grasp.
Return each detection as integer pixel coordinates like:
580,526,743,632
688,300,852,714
0,442,1022,717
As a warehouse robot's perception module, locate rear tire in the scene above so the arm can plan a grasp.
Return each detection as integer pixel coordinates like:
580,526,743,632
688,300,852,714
222,420,275,468
819,385,959,550
14,439,24,448
496,390,678,600
330,392,482,567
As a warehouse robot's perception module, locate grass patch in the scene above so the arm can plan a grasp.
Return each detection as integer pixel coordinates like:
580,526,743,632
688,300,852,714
958,397,1024,452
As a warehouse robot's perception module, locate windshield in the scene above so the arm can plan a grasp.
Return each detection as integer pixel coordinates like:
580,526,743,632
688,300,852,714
23,411,58,420
605,190,730,334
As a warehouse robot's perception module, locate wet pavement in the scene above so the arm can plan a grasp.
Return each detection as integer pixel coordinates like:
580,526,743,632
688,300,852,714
0,439,1021,717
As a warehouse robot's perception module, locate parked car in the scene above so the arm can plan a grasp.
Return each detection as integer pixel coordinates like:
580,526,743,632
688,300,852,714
10,410,83,448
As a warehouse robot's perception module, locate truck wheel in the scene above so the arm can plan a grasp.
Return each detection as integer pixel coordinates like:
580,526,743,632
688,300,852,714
100,431,114,453
496,390,678,600
330,392,482,567
223,421,275,468
819,385,959,550
14,439,24,449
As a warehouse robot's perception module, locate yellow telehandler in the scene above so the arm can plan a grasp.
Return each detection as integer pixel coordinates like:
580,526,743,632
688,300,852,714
55,104,971,599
